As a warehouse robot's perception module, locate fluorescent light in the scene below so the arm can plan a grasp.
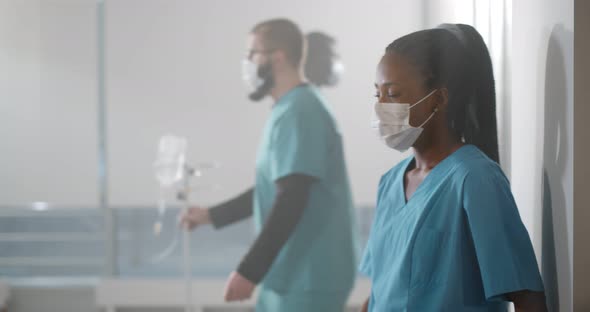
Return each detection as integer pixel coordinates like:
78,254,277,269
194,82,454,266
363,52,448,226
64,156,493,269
31,202,50,212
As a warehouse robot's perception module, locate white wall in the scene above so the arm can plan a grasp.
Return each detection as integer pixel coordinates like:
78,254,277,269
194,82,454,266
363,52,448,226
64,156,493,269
573,0,590,310
1,2,425,309
104,0,425,207
423,0,511,177
1,0,425,208
512,0,573,311
0,0,99,207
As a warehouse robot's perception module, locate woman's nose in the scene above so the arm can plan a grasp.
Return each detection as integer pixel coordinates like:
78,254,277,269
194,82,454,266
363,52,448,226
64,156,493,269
377,95,390,103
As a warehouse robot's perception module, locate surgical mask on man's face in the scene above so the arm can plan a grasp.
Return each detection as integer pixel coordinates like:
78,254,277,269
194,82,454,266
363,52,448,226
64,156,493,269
372,89,438,152
242,59,263,89
241,59,274,101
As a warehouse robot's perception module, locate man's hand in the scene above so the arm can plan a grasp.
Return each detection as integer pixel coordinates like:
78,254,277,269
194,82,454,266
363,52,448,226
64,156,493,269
224,271,256,302
178,206,211,231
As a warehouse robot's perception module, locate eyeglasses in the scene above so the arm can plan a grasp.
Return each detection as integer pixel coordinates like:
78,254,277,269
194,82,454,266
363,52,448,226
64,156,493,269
246,49,276,60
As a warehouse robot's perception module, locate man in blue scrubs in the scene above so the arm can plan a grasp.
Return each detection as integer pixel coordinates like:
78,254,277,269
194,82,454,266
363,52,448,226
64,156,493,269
181,18,358,312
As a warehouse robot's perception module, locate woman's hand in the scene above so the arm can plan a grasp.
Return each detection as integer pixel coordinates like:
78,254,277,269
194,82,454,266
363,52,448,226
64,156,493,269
360,296,369,312
507,290,548,312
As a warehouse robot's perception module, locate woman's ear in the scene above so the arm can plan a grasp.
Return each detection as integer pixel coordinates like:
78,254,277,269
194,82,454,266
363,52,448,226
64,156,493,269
436,88,449,112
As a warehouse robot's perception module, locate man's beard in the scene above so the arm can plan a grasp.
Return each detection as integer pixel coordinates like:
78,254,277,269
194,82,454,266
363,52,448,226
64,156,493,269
248,63,274,101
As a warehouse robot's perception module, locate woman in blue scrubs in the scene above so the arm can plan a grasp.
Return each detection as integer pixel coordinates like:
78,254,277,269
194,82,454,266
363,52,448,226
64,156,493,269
360,24,547,311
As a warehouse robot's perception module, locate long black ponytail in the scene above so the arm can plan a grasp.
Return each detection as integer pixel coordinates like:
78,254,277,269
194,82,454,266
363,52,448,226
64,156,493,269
385,24,499,163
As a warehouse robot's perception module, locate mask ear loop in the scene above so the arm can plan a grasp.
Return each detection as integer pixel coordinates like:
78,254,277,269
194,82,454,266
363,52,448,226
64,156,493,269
418,106,439,128
409,89,438,109
411,89,439,128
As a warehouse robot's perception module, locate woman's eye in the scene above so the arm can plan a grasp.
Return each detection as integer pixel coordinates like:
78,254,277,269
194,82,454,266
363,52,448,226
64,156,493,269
375,91,400,98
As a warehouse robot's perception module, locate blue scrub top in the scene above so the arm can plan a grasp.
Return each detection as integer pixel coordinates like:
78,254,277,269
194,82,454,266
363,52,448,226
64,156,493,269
360,145,544,311
254,84,358,294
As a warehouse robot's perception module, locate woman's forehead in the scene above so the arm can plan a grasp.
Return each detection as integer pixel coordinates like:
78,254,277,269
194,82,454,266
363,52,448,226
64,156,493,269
376,52,419,86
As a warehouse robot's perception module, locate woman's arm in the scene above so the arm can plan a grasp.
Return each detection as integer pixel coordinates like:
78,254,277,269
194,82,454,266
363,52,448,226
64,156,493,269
360,295,369,312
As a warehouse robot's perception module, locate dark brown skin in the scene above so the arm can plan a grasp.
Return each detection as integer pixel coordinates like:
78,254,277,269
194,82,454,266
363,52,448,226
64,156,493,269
361,51,548,312
361,296,369,312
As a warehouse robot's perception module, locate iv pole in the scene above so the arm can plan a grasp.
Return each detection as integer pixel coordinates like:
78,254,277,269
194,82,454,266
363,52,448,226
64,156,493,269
177,164,217,312
179,166,195,312
155,135,219,312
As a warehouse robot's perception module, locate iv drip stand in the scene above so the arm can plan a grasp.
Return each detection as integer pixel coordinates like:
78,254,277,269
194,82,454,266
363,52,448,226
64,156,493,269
180,165,194,312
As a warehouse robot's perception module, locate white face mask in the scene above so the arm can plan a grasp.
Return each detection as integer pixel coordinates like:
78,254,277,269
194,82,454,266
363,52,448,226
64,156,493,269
242,59,264,90
372,89,438,152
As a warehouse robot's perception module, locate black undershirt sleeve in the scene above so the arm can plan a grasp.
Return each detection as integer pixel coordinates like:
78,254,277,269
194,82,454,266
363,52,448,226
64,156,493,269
208,188,254,229
236,174,315,284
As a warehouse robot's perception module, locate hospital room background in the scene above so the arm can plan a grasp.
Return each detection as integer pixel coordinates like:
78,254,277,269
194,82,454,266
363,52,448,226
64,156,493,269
1,0,588,311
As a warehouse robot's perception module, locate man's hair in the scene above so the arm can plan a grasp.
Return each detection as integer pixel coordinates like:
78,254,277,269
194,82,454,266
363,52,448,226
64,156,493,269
252,18,305,68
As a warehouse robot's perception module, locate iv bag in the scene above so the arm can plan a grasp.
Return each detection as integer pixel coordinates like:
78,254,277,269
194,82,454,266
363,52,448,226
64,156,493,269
154,135,187,187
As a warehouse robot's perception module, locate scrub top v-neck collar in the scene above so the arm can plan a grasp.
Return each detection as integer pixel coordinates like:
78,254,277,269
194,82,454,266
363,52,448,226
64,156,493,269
400,145,470,205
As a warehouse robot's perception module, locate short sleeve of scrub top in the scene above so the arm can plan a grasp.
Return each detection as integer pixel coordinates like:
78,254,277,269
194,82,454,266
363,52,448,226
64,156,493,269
268,108,329,182
462,164,545,301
